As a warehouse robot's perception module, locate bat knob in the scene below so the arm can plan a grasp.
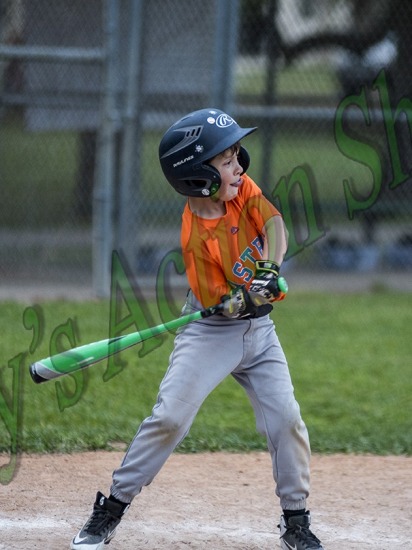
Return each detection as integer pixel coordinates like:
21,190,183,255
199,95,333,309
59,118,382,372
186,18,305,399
29,363,48,384
278,276,288,294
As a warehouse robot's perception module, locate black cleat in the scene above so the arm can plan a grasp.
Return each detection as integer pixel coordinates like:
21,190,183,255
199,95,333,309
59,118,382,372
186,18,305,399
279,511,324,550
70,492,129,549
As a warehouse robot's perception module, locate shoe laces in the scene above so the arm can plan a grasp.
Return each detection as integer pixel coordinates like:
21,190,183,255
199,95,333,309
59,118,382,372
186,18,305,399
282,524,322,548
84,506,119,535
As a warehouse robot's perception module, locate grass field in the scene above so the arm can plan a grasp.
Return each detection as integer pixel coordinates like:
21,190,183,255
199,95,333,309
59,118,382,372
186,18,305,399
0,291,410,455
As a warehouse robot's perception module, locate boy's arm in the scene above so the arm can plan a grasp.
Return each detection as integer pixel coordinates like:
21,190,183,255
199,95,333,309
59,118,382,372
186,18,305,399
261,215,288,266
249,215,289,303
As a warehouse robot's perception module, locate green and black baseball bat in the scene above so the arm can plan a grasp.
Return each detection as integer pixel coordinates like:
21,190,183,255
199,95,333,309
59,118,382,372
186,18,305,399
29,277,288,384
29,303,223,384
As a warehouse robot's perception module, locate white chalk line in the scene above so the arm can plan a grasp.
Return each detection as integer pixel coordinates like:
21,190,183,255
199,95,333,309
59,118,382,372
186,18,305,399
0,517,66,530
317,521,405,545
140,520,276,540
0,516,407,546
0,516,275,542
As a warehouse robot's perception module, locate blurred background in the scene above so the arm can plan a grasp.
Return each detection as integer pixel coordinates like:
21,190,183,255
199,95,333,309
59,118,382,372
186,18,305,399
1,0,411,298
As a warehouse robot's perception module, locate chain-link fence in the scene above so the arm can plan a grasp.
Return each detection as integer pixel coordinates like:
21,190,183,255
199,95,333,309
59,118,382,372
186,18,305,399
1,0,411,296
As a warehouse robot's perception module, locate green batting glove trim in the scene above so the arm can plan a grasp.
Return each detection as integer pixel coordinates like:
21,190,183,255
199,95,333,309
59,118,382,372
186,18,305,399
255,260,280,277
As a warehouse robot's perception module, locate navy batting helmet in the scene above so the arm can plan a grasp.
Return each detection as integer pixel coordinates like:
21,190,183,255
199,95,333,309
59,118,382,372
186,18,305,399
159,108,257,197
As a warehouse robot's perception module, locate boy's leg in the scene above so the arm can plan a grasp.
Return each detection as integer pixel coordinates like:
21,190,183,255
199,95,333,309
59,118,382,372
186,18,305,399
231,316,310,510
71,316,250,548
232,317,324,548
110,316,249,503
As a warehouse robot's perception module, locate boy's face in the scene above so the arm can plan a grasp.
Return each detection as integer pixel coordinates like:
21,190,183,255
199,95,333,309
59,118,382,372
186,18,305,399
209,145,243,202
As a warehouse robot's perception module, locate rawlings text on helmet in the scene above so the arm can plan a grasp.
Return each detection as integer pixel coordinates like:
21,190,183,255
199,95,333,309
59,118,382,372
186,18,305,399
173,155,194,168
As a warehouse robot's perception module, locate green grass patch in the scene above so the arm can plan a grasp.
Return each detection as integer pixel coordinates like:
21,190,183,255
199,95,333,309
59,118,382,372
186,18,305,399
0,112,80,227
0,292,411,455
236,62,340,98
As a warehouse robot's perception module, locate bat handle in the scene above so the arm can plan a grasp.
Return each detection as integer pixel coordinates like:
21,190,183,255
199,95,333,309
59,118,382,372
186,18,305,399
201,303,224,318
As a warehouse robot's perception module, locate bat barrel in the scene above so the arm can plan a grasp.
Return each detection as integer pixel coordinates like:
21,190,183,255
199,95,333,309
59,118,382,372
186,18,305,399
28,309,207,384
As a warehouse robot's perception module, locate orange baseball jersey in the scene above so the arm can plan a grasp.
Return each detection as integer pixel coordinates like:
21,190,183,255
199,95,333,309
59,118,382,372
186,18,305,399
181,174,281,307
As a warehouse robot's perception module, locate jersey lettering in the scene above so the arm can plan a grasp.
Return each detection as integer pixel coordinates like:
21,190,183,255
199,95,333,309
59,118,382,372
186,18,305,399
233,261,254,282
252,236,264,257
240,246,255,264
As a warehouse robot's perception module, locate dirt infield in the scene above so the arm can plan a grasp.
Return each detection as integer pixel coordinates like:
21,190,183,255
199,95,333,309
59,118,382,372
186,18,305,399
1,452,411,549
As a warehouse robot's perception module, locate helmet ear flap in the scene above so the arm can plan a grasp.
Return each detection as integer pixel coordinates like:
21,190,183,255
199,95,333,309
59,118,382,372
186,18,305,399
238,146,251,174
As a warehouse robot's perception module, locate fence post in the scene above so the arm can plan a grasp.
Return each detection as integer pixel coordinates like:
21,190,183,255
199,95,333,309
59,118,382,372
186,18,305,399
117,0,145,268
212,0,239,111
92,0,121,297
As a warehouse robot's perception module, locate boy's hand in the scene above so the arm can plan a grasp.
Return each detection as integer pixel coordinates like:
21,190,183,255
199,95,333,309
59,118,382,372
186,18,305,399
221,287,273,319
249,260,286,302
221,287,257,319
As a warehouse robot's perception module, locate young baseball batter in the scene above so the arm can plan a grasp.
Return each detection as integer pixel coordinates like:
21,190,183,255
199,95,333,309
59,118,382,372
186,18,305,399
70,108,324,550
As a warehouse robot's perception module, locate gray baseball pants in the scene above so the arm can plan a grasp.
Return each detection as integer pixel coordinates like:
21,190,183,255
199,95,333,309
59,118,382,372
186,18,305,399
110,300,311,511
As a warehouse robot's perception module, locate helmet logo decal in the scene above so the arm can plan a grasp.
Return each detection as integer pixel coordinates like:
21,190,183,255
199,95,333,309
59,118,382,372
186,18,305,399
195,144,204,153
216,114,235,128
206,113,236,128
201,188,210,196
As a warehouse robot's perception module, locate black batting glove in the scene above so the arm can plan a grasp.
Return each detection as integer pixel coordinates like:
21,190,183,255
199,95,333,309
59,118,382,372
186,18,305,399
221,287,257,319
249,260,286,302
221,286,273,319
